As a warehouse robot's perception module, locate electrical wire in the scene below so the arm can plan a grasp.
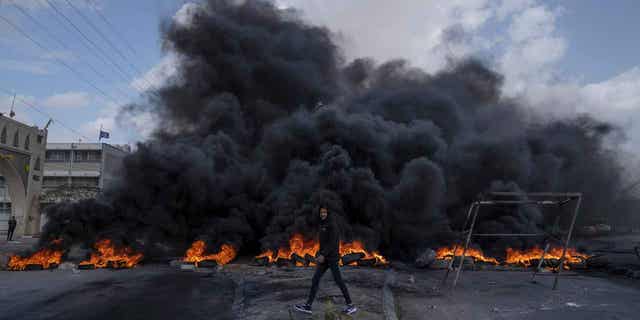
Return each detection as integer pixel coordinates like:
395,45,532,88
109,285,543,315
43,0,148,93
84,0,163,94
0,13,123,106
63,0,156,92
85,0,139,56
0,86,91,141
9,1,135,102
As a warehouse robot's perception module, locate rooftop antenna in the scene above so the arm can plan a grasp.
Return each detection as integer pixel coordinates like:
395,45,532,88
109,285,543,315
44,118,53,130
9,92,16,118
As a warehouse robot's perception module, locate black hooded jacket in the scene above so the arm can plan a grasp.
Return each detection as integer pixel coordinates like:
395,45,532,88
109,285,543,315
318,216,339,261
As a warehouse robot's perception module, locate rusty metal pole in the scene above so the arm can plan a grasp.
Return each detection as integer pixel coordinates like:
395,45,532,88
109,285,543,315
553,195,582,290
441,203,476,287
532,214,560,282
452,202,481,288
531,242,550,282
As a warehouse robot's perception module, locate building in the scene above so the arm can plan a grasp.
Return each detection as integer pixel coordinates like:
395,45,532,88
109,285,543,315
0,115,47,238
40,142,130,205
1,140,130,237
38,143,129,230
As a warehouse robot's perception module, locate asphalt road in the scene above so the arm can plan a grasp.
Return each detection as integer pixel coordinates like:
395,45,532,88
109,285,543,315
2,262,640,320
0,266,236,320
395,270,640,320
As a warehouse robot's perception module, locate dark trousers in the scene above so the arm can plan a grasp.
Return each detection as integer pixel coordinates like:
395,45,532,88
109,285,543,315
306,259,352,306
6,228,14,241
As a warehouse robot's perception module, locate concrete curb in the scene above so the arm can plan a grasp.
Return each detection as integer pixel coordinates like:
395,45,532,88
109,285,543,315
383,270,399,320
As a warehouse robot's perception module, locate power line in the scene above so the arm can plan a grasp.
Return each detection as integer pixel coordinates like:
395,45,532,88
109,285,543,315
43,0,136,81
0,13,123,106
84,0,160,94
37,0,130,87
38,1,150,98
9,1,134,102
65,0,129,63
86,0,139,57
43,0,147,93
64,0,155,91
0,86,91,141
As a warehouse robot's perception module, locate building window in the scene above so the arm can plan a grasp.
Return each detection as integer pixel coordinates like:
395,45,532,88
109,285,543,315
37,135,43,144
45,150,70,162
42,177,99,188
74,150,101,162
88,150,101,161
13,131,19,147
72,177,99,188
74,151,86,161
0,177,7,201
34,157,41,171
24,135,30,150
0,127,6,144
0,203,11,215
43,177,67,188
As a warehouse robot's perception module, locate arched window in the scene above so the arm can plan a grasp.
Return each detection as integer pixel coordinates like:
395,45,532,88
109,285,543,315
24,135,30,150
34,157,41,171
0,127,5,144
12,130,19,147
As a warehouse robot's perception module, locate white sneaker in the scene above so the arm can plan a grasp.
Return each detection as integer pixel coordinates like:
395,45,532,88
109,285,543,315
294,303,312,314
343,304,357,315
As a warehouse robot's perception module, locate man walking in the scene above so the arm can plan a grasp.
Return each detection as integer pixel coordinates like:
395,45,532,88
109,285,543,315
7,216,16,241
294,205,357,315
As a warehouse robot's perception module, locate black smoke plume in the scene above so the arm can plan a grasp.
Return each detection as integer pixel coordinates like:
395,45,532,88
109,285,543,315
41,0,636,259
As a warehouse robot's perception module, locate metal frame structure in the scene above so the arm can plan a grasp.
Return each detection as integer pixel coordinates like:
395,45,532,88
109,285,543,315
440,192,582,290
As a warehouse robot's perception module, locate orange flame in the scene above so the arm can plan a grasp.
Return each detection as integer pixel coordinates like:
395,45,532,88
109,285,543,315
183,240,237,266
434,246,590,270
255,233,388,266
79,239,143,268
256,234,319,266
8,248,63,270
436,246,499,264
339,240,388,266
506,246,590,268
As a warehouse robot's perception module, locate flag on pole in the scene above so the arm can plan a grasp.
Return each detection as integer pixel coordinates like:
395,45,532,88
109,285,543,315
99,129,110,140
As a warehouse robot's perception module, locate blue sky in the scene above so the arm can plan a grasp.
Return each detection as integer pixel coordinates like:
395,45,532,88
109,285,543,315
551,0,640,81
0,0,181,144
1,0,639,153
